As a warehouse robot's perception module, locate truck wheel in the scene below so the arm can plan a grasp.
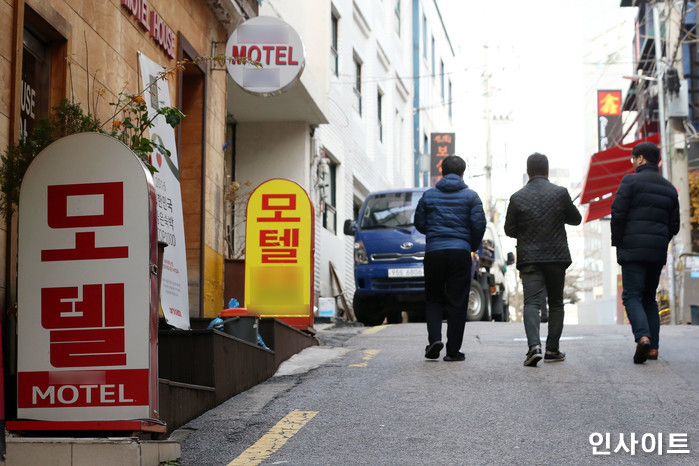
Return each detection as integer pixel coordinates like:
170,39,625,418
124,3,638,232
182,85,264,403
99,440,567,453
466,280,486,321
353,293,386,326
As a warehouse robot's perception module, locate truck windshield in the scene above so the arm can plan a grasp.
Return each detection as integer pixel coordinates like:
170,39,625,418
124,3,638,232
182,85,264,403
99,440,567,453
359,192,421,229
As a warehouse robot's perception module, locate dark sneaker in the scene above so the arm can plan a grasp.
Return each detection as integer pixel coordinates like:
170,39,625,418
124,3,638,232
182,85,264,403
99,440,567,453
648,349,658,360
425,341,443,359
524,346,542,367
544,349,566,362
443,352,465,362
633,336,651,364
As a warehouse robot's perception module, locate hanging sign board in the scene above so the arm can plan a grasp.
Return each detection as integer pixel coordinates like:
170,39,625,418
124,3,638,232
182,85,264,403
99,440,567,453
139,52,190,330
430,132,455,187
245,179,314,330
13,133,160,428
226,15,306,96
597,90,622,151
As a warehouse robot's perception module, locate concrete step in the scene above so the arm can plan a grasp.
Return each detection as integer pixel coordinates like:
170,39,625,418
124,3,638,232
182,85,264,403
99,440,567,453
3,437,180,466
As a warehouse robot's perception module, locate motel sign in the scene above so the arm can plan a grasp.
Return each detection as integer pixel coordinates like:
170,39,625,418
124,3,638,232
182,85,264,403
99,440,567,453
12,133,161,432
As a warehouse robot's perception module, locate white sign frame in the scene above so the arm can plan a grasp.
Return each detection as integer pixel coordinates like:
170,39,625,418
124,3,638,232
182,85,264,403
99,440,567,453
226,15,306,96
17,133,158,422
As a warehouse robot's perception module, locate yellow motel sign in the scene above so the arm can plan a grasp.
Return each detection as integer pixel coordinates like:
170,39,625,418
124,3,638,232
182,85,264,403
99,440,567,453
245,179,314,330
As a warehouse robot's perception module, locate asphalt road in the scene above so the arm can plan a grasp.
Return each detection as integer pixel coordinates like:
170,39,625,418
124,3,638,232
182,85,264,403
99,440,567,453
177,321,699,465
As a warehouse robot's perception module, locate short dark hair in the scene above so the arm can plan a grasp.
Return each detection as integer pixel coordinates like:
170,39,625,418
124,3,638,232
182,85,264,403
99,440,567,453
527,152,548,177
632,142,660,164
441,155,466,177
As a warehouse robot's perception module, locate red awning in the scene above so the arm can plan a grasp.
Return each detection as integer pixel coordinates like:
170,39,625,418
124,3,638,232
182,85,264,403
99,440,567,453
580,133,661,222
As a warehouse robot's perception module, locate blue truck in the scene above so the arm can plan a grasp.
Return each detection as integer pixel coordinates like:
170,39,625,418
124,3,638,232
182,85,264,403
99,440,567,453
343,188,514,326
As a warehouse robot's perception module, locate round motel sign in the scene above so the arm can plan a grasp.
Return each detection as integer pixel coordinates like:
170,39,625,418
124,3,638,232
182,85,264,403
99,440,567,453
225,16,306,96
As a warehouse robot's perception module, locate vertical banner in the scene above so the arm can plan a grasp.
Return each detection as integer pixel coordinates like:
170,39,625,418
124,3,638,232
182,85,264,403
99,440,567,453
15,133,158,424
245,179,314,330
597,90,622,151
139,52,190,330
430,133,455,186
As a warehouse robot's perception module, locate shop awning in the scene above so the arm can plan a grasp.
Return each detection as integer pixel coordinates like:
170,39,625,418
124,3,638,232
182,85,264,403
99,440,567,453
580,133,660,222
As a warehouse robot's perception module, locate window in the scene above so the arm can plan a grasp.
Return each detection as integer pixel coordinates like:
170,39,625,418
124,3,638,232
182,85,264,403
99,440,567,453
394,0,401,35
440,60,445,99
394,109,402,160
21,29,50,140
423,134,429,186
353,55,362,115
377,90,383,141
431,37,435,77
422,15,427,58
331,12,339,76
20,6,68,141
321,156,338,234
448,80,453,118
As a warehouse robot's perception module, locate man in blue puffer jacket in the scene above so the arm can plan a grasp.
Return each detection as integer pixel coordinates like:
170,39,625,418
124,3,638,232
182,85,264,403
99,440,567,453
415,155,486,361
611,142,679,364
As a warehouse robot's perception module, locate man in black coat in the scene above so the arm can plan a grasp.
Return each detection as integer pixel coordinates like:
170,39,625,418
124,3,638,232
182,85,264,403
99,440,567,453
611,142,679,364
505,153,582,367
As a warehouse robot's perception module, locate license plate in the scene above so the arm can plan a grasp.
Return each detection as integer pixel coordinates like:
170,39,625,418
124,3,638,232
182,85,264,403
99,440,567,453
388,267,424,278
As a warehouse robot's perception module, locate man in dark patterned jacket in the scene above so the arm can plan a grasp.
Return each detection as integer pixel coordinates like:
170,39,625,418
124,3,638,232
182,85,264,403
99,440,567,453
415,156,486,362
505,153,582,367
611,142,679,364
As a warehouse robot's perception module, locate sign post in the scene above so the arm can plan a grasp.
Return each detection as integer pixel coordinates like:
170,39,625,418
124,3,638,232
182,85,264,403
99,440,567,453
244,179,314,331
8,133,163,433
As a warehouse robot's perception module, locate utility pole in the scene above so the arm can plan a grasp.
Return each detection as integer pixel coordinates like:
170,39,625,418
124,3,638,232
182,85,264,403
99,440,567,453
483,45,493,221
653,3,677,324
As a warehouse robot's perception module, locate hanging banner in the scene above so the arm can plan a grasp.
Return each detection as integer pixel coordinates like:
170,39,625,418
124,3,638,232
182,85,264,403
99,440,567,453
597,90,622,151
430,132,455,186
245,179,314,330
139,52,190,329
14,133,160,427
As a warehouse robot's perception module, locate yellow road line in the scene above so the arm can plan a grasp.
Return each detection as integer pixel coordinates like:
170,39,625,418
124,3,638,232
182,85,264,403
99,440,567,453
362,324,390,334
349,349,381,367
228,409,318,465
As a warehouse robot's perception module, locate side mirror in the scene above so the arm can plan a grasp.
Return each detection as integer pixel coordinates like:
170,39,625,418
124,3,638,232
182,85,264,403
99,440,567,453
343,219,357,236
506,252,515,266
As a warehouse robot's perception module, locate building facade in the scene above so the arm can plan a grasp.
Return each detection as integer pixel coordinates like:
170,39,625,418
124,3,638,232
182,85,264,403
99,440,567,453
1,0,261,332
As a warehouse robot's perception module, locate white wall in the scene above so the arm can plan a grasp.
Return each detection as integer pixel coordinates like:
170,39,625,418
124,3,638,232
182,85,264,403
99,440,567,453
415,0,456,186
315,0,416,299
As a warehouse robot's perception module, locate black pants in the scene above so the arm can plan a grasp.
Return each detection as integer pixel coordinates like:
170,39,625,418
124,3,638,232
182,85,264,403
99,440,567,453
424,249,472,356
520,262,567,350
621,262,663,349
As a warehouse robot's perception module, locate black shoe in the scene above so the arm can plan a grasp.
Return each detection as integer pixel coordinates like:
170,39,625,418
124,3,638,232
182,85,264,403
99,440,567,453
443,352,465,362
544,349,565,362
633,336,651,364
524,346,542,367
425,341,443,359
